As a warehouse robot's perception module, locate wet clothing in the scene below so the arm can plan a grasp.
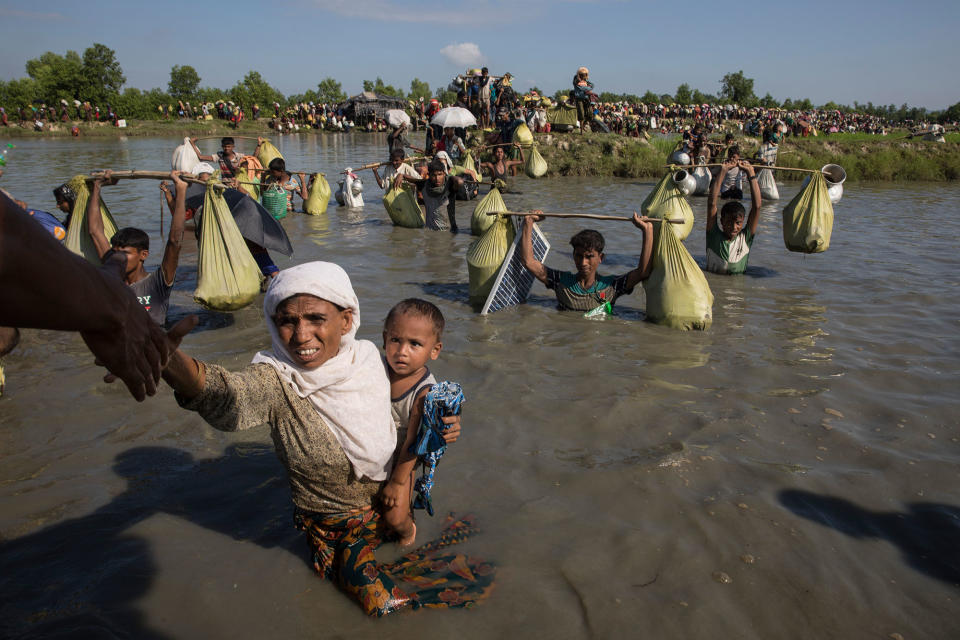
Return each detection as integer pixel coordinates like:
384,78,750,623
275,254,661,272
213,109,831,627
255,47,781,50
420,177,458,231
130,266,173,325
26,209,66,242
705,225,754,274
263,173,302,211
381,163,420,190
216,151,245,178
389,366,435,460
544,267,634,311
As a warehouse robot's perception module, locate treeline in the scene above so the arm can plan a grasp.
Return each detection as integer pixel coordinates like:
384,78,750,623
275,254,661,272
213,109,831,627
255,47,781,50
2,45,957,125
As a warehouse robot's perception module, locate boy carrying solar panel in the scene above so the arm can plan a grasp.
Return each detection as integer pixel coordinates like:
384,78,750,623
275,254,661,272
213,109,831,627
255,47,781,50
519,211,655,312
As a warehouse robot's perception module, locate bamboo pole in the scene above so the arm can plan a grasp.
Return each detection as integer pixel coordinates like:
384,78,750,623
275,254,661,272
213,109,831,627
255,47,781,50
344,157,430,172
193,135,262,142
489,210,684,223
87,170,226,189
667,163,818,173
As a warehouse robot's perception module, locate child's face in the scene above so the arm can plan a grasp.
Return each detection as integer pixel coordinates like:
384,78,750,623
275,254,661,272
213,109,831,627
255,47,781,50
720,213,745,240
382,313,442,378
573,247,603,281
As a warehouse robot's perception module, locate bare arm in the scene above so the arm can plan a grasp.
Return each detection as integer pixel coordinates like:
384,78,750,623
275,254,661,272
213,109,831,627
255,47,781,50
520,214,548,284
0,194,168,400
707,159,735,232
623,214,655,290
742,160,762,236
190,137,215,162
160,171,187,286
86,174,113,259
372,166,386,190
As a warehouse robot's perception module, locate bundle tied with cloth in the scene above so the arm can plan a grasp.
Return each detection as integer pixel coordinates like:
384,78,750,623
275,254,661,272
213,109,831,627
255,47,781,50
524,144,548,179
383,184,425,228
782,171,834,253
194,179,262,311
304,173,331,215
640,171,694,241
64,175,119,263
171,136,201,173
467,214,516,306
643,221,714,331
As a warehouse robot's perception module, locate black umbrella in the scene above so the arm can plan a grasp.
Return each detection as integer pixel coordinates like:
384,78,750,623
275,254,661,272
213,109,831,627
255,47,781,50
185,184,293,257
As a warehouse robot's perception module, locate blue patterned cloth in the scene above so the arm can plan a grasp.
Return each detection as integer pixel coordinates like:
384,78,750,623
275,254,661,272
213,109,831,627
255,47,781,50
412,381,464,516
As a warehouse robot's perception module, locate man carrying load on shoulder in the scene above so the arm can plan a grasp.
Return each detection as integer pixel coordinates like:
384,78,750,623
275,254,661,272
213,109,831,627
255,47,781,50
705,158,761,275
87,169,188,325
373,149,421,191
189,136,265,184
519,211,654,312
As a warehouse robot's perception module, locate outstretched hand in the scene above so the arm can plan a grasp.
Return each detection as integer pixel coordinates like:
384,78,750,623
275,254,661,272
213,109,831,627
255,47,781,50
631,212,653,232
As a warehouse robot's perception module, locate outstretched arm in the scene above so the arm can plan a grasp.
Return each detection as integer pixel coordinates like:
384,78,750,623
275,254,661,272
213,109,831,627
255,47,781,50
190,137,214,162
706,158,735,232
742,160,761,235
520,213,548,284
623,213,655,290
87,171,114,259
160,171,187,286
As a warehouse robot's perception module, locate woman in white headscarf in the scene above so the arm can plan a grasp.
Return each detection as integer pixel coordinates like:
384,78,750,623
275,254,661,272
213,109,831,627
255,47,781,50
160,261,493,616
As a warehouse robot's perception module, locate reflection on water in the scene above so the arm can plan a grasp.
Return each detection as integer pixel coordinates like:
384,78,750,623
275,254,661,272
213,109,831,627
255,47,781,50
1,136,960,638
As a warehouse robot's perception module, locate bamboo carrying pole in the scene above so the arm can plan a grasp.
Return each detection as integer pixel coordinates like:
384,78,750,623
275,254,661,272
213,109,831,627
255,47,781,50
87,170,227,189
489,211,684,223
193,135,262,142
668,163,818,173
345,156,430,172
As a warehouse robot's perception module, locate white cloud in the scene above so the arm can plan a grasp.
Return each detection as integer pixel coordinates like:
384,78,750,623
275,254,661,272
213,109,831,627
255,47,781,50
439,43,485,67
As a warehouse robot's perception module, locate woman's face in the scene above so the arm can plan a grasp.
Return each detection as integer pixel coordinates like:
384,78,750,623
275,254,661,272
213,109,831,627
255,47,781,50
272,294,353,369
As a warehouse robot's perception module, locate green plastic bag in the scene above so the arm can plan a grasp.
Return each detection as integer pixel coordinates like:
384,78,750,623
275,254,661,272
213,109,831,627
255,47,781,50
783,171,833,253
238,176,260,202
640,172,694,241
383,184,424,228
304,173,331,215
643,222,714,331
460,151,478,178
524,145,548,179
467,215,515,306
513,122,533,148
64,175,119,264
255,140,283,168
470,188,506,236
194,182,262,311
261,185,287,220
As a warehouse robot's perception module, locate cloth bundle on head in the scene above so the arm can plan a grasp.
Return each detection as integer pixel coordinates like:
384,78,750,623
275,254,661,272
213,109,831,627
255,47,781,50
193,162,216,176
252,262,396,482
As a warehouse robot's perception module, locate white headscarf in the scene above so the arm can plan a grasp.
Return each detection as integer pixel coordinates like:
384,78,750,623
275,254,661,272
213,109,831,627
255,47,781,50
252,262,395,481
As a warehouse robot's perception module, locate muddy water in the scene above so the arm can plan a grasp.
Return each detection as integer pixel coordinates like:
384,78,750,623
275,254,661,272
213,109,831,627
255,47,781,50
1,134,959,638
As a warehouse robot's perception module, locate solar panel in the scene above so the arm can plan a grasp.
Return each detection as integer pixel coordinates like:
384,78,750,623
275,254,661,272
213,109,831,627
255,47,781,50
481,218,550,315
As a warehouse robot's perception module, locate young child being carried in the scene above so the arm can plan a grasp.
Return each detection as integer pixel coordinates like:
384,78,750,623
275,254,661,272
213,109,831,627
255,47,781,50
379,299,459,546
519,211,654,312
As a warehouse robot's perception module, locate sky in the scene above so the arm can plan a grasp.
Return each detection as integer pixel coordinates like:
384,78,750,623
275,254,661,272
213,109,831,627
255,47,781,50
0,0,958,110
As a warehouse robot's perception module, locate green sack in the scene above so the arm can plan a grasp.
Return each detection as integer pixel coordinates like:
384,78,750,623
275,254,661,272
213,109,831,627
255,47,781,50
466,215,515,306
255,140,283,168
238,175,260,201
383,184,424,228
524,145,548,179
194,182,262,311
640,172,694,241
304,173,331,215
461,151,478,177
470,188,506,236
783,171,833,253
64,175,119,264
513,122,533,148
643,221,714,331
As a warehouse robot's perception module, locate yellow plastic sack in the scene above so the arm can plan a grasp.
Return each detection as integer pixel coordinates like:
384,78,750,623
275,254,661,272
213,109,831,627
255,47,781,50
513,122,533,147
782,171,833,253
194,182,262,311
383,185,424,228
643,222,714,331
461,151,478,177
64,175,120,264
640,172,694,241
524,145,548,179
466,215,515,306
304,173,331,215
470,188,506,236
255,140,283,168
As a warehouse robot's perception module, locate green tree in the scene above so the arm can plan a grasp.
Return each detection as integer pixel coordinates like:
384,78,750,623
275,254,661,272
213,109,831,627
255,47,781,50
719,70,756,106
674,83,692,105
25,50,85,102
641,90,660,104
440,90,457,105
759,93,779,108
168,65,201,102
82,43,125,104
317,77,346,104
0,77,42,112
362,77,402,97
409,78,431,102
940,101,960,123
229,71,283,109
554,89,570,103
